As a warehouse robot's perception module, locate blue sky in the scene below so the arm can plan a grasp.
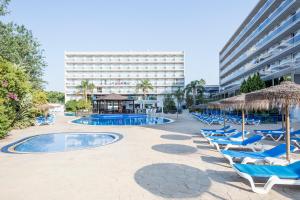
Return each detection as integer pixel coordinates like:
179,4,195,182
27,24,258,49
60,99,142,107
3,0,258,92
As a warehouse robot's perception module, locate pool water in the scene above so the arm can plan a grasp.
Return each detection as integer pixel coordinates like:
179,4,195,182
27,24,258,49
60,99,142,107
2,132,121,153
71,114,172,126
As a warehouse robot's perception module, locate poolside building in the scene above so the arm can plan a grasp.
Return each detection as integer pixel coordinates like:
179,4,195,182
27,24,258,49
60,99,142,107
219,0,300,97
64,51,185,110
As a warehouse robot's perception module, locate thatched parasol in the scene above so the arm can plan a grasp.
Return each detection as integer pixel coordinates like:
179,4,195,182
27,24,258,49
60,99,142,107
245,81,300,162
37,104,56,111
220,94,247,140
207,101,223,109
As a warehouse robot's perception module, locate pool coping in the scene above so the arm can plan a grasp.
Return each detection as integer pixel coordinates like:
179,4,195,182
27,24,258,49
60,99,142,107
68,114,175,127
1,132,123,154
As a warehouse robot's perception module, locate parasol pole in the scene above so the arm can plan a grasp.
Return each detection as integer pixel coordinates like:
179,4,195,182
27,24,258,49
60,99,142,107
223,109,226,129
281,109,285,130
242,109,245,140
285,102,291,162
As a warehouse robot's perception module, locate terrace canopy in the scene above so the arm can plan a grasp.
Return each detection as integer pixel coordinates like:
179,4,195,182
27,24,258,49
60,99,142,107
92,94,135,114
245,81,300,162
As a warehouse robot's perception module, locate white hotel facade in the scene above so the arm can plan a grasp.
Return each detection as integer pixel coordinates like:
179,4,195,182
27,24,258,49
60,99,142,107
219,0,300,97
64,51,185,106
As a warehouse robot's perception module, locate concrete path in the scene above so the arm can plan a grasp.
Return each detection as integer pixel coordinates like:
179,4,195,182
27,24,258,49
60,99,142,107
0,113,299,200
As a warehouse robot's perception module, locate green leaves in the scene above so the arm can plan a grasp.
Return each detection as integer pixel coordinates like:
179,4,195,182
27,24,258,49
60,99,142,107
65,99,91,112
0,0,10,16
0,57,33,137
185,79,206,107
46,91,65,103
136,79,153,99
0,22,46,89
76,80,95,102
240,73,266,93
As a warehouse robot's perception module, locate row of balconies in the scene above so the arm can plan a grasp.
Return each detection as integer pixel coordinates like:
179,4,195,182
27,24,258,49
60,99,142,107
220,0,293,62
65,74,184,79
65,59,183,64
65,67,184,72
220,0,276,60
221,33,300,82
221,10,300,76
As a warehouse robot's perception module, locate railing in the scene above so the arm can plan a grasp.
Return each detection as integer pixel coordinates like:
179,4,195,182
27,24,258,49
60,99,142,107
220,0,276,59
221,34,300,85
221,0,295,71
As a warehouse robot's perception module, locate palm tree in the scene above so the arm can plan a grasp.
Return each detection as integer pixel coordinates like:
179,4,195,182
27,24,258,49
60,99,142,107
173,87,185,118
136,79,153,100
76,80,95,102
185,79,206,106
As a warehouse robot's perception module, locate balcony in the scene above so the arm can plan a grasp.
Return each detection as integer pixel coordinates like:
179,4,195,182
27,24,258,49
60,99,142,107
221,0,297,71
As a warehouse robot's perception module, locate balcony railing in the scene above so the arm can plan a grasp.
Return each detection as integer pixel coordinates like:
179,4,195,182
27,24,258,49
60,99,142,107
221,0,296,70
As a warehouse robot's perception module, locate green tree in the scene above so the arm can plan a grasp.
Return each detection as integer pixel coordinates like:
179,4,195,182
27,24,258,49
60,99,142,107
46,91,65,103
76,80,95,102
0,22,46,89
136,79,153,100
173,87,184,117
0,0,10,16
185,79,206,106
163,94,176,113
0,0,46,89
240,73,265,93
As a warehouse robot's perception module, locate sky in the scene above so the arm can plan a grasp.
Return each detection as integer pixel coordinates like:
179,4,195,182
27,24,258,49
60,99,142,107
2,0,258,92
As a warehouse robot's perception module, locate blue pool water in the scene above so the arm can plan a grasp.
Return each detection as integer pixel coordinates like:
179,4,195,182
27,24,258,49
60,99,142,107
71,114,172,126
3,132,121,153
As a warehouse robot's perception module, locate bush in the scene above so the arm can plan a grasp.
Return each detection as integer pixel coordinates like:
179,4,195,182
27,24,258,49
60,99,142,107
65,99,92,112
0,57,33,137
65,100,78,112
76,99,92,111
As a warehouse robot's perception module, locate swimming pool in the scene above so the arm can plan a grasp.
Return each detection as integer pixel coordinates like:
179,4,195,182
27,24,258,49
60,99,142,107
2,132,121,153
71,114,172,126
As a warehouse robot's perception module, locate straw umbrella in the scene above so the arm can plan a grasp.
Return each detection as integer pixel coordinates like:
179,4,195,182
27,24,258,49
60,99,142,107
220,94,247,140
245,81,300,162
37,104,56,116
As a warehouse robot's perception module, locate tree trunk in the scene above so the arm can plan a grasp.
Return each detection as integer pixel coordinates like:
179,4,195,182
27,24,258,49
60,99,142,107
192,89,196,106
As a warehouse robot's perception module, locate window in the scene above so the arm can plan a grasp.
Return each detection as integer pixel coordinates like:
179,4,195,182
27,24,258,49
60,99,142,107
97,87,102,93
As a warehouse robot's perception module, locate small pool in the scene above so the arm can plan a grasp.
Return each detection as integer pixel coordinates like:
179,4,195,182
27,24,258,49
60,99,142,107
2,132,121,153
71,114,172,126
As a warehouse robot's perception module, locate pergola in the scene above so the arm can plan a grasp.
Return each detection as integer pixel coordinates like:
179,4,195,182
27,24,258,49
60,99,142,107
92,94,135,114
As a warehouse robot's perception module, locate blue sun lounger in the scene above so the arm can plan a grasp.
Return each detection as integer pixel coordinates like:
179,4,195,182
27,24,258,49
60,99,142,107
200,129,237,137
201,125,231,133
257,129,300,142
254,128,283,134
232,161,300,194
206,131,248,145
211,135,264,151
221,144,297,165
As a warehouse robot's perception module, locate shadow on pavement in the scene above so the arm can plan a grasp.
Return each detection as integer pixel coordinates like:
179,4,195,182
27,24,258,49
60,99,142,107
160,134,192,140
134,163,211,198
152,144,197,155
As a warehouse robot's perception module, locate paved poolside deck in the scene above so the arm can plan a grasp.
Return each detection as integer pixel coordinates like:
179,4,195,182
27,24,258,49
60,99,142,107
0,112,299,200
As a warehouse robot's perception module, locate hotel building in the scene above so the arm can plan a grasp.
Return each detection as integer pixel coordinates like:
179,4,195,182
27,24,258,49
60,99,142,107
219,0,300,97
64,51,185,107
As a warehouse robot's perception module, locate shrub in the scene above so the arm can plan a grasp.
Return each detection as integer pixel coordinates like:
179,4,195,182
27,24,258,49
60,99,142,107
65,100,78,112
0,57,33,137
65,99,92,112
